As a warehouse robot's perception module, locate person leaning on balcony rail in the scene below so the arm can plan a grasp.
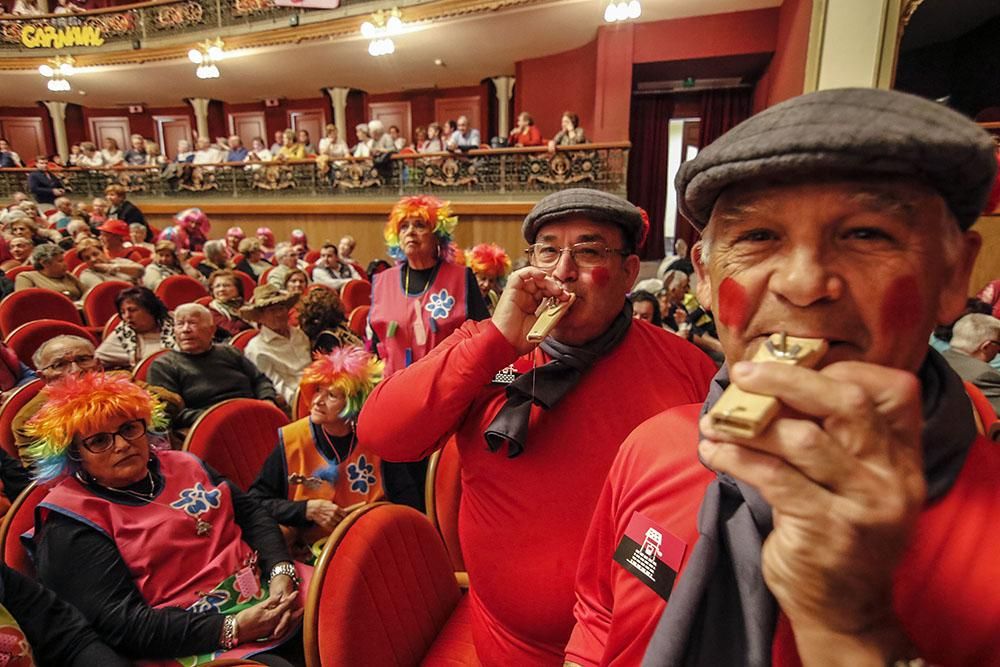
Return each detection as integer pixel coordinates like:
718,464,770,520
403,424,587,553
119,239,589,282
318,124,349,158
352,123,372,158
548,111,588,152
244,136,273,166
276,130,305,161
76,141,105,169
100,137,124,167
0,138,23,168
508,111,545,147
122,134,148,166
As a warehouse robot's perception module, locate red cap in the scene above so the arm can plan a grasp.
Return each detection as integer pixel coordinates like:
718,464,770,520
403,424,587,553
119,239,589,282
97,219,130,238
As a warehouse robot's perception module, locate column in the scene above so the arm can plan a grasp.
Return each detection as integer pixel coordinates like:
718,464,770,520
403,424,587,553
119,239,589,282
324,87,351,136
805,0,902,91
43,101,68,161
188,97,211,140
491,76,515,139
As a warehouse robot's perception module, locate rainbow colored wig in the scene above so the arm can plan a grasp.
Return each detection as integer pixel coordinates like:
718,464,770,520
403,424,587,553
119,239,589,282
468,243,511,279
24,372,168,483
299,346,384,421
383,195,458,262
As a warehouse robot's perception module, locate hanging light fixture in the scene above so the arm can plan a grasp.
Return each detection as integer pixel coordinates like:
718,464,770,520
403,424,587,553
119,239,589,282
360,7,403,57
604,0,641,23
39,55,75,92
188,38,224,79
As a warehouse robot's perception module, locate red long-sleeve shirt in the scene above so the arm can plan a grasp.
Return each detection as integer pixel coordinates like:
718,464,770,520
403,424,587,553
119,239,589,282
568,406,1000,666
357,319,715,665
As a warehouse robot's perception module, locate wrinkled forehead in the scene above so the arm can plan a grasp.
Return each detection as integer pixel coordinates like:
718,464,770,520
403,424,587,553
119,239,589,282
535,217,624,245
44,340,92,361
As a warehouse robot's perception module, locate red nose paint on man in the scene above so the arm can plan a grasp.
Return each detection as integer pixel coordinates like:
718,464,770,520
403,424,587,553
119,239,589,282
717,277,749,331
591,267,610,287
880,275,923,335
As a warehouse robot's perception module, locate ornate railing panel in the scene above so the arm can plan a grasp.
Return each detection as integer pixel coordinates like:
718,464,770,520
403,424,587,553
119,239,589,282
0,143,630,200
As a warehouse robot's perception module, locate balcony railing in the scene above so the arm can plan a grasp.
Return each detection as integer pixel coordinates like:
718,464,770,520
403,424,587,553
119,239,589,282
0,143,630,200
0,0,367,51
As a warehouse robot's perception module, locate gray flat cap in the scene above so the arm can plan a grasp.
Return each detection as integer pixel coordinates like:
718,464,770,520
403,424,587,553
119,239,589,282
523,188,647,248
677,88,998,230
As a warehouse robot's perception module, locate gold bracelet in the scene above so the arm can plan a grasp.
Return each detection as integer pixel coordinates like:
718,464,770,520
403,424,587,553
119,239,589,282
221,614,239,650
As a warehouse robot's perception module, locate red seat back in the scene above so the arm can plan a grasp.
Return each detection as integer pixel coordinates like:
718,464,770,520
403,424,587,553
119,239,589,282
258,266,274,285
0,289,82,338
964,381,998,434
103,313,122,341
0,482,49,578
71,263,89,278
196,295,212,306
0,379,44,459
426,435,466,572
4,266,32,281
181,398,289,490
138,257,154,267
292,386,310,421
63,247,81,270
132,348,169,382
348,306,368,338
155,275,208,310
233,271,256,301
304,503,461,667
304,249,321,263
82,280,131,328
228,329,258,352
128,246,152,260
340,279,371,312
4,320,97,370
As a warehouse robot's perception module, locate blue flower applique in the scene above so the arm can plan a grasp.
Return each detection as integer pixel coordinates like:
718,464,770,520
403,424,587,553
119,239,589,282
425,289,455,320
188,589,230,614
347,455,377,494
171,483,221,516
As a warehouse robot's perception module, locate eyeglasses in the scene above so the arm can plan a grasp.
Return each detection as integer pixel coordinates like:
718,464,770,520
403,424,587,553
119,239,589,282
78,419,147,454
525,242,628,269
39,354,96,373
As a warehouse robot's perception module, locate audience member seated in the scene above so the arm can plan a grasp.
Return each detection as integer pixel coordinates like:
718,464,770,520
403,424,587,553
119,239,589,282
196,240,232,280
14,243,85,301
337,235,358,266
225,226,245,256
122,134,148,166
257,227,276,261
269,130,284,156
174,207,210,253
148,303,281,427
508,112,544,147
129,223,155,252
100,138,124,166
0,138,23,167
389,125,407,151
276,130,305,161
317,124,348,158
236,238,272,280
48,196,74,229
658,270,690,334
942,313,1000,413
225,135,248,162
207,269,253,342
96,286,176,369
267,243,300,289
282,268,309,297
104,185,150,240
368,120,395,160
28,373,305,665
142,239,202,291
296,129,314,155
249,346,384,561
418,123,444,152
312,242,361,291
297,286,362,353
89,196,109,223
244,137,273,164
97,219,143,260
175,139,194,163
629,289,663,326
76,238,144,290
468,242,511,315
2,237,32,272
192,136,223,165
352,124,371,158
548,111,587,151
446,115,480,150
27,157,64,205
76,142,105,169
242,285,311,406
290,229,308,257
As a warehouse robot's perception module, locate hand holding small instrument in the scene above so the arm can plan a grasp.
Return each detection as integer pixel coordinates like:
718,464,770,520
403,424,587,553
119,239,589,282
709,333,828,438
527,292,577,342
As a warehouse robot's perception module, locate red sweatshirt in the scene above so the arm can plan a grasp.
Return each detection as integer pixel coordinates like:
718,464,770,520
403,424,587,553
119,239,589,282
357,319,715,665
568,405,1000,666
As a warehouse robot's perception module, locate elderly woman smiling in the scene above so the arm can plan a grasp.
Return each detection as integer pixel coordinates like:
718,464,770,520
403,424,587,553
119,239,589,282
29,372,304,665
13,243,85,300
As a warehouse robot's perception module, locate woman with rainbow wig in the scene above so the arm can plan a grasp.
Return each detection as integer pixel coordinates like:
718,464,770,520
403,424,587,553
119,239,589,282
249,346,384,558
468,242,512,314
29,372,305,665
368,195,489,509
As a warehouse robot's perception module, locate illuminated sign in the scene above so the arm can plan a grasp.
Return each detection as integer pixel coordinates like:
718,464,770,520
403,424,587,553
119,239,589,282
20,25,104,49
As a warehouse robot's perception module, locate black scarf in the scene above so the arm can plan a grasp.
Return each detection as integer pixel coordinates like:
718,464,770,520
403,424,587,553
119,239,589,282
483,302,633,458
642,348,977,667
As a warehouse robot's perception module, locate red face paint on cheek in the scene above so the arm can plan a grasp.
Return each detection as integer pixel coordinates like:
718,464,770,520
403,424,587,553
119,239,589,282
880,275,923,335
591,267,610,287
717,277,750,331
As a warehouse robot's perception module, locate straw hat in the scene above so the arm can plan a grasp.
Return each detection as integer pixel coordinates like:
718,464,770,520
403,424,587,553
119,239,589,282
239,284,299,320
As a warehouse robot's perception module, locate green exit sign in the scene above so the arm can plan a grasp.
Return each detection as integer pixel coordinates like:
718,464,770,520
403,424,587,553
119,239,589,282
682,77,696,88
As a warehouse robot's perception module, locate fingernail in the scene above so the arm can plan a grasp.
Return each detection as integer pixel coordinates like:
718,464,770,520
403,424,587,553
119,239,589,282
732,361,754,378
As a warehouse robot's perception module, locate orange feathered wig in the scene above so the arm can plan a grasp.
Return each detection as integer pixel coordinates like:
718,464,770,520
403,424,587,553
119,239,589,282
468,243,511,279
299,346,384,421
383,195,458,262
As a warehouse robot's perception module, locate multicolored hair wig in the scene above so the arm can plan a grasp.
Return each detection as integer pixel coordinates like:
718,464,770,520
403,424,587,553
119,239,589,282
24,372,168,483
290,229,308,248
256,227,275,246
174,208,211,235
468,243,511,279
157,225,190,251
299,346,384,421
383,195,458,262
226,226,245,241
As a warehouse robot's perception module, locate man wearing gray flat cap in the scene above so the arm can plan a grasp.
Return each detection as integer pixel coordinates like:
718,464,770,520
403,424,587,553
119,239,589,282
359,188,715,665
567,87,1000,667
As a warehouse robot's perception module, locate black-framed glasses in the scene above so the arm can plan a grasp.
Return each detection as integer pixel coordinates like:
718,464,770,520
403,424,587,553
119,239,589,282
79,419,147,454
39,354,97,373
525,242,628,269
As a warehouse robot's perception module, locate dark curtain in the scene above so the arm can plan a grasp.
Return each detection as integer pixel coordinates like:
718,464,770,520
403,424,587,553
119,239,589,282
627,95,674,260
674,87,754,249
